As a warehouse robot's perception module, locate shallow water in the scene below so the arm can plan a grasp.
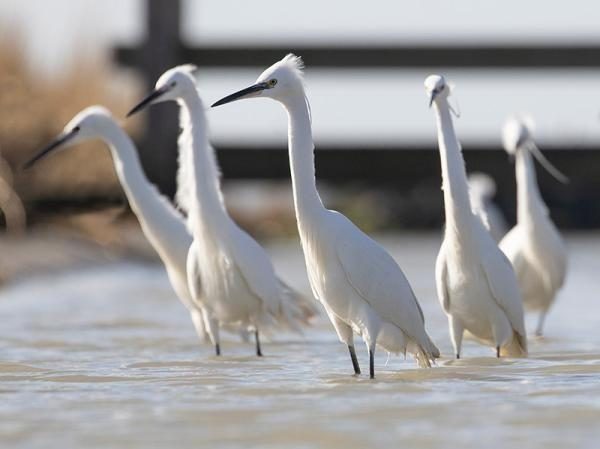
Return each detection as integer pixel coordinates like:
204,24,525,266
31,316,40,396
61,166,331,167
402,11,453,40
1,233,599,449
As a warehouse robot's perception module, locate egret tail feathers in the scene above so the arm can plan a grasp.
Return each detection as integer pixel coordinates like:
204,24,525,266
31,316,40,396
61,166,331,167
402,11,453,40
274,280,319,332
407,336,440,368
500,331,528,357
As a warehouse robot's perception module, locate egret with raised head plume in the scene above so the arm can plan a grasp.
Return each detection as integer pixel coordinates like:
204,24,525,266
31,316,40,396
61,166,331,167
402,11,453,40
128,65,316,357
426,75,527,358
499,116,568,336
212,55,439,378
24,106,215,344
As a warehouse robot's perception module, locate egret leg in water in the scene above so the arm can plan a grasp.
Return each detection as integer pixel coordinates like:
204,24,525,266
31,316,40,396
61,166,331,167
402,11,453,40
369,348,375,379
348,345,361,375
255,330,263,357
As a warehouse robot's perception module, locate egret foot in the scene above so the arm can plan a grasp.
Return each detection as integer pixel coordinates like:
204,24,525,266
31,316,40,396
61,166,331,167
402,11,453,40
496,346,500,358
369,348,375,379
348,345,361,375
215,343,221,356
255,330,263,357
456,354,460,360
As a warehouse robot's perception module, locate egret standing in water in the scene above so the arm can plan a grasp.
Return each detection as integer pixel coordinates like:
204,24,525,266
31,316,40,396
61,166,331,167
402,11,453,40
128,65,316,357
499,117,568,336
468,172,508,242
426,75,527,358
24,106,214,344
212,55,439,378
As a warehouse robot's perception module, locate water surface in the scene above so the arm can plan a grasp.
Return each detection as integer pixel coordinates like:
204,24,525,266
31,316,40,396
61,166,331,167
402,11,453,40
1,233,599,448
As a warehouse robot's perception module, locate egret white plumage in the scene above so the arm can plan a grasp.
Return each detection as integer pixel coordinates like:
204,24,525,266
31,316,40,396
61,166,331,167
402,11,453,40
426,75,527,358
128,65,316,356
499,116,568,336
212,54,439,378
22,106,222,344
468,172,508,242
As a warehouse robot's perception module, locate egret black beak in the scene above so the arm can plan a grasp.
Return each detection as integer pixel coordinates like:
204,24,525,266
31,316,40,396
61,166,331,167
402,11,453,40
23,128,79,170
428,91,437,108
211,82,269,107
127,85,170,117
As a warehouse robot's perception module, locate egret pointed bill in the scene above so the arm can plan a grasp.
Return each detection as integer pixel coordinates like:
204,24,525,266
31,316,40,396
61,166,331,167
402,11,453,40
211,82,269,107
127,85,170,117
23,127,80,169
428,91,437,108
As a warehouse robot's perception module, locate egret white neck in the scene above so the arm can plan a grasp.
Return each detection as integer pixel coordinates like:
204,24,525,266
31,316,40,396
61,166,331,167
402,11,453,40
516,148,547,225
433,99,476,235
178,93,230,234
283,95,324,219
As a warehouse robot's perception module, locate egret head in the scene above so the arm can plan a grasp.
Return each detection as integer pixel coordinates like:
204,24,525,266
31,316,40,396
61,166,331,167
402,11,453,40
424,74,450,108
212,54,306,107
24,106,114,169
127,65,199,117
502,115,569,183
502,116,533,156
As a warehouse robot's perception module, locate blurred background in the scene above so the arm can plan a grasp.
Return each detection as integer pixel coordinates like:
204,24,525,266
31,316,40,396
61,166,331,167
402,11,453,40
0,0,599,279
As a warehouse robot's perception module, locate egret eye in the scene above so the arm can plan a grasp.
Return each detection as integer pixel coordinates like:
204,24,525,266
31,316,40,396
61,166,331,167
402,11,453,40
72,126,81,132
170,81,177,88
268,79,278,87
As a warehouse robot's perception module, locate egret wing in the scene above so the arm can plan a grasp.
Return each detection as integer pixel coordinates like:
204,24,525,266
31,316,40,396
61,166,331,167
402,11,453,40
228,227,281,312
481,238,527,341
332,213,427,341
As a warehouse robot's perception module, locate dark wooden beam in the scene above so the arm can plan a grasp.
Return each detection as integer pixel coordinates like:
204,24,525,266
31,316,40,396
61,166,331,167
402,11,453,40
131,0,183,198
27,146,600,228
117,44,600,69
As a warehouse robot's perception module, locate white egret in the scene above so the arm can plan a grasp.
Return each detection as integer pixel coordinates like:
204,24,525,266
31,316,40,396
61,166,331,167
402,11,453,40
468,172,508,242
23,106,220,344
499,117,568,336
212,54,439,378
127,65,316,357
426,75,527,358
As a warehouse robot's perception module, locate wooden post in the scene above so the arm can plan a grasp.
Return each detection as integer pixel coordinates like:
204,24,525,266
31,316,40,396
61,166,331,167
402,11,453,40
131,0,182,197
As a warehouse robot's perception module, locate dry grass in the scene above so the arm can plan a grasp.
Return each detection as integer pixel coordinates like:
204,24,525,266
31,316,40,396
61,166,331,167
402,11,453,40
0,31,140,204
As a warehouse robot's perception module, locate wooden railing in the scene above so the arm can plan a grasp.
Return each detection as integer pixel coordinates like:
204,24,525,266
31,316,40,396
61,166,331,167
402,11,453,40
113,0,600,227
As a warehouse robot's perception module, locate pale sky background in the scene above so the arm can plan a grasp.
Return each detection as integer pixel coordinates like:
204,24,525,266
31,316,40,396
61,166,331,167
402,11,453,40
1,0,600,146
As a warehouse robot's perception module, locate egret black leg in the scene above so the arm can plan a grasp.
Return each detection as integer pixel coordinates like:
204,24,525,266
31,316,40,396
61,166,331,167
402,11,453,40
496,346,500,358
369,348,375,379
215,343,221,356
255,330,263,357
348,345,361,375
456,353,460,359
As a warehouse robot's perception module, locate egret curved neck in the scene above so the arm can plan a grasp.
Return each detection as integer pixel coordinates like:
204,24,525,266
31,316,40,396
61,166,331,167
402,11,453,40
102,122,155,207
433,99,474,233
516,148,546,224
283,94,323,218
101,122,190,270
178,93,229,231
